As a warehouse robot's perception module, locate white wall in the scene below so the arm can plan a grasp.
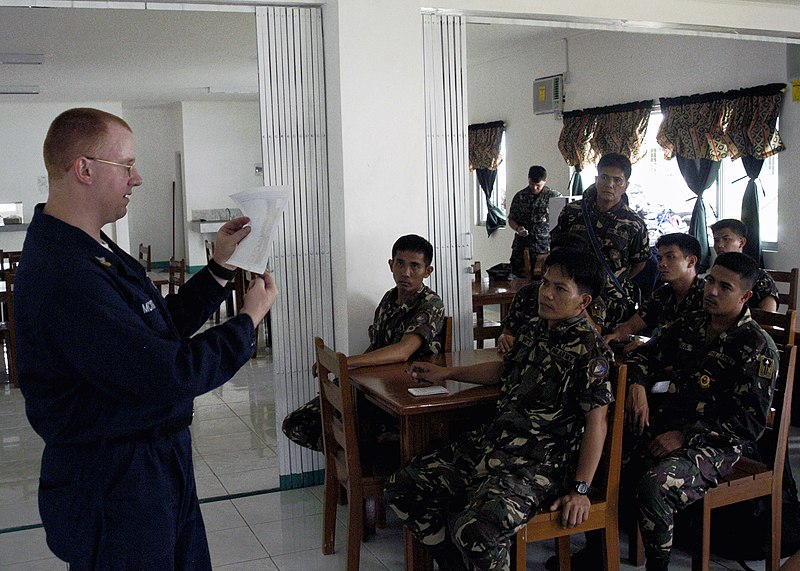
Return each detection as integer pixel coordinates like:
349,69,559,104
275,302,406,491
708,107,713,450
467,29,788,269
126,104,183,265
324,0,428,354
0,101,129,250
180,101,262,269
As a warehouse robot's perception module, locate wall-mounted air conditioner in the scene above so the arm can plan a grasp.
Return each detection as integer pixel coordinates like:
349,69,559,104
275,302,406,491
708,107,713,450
533,74,564,116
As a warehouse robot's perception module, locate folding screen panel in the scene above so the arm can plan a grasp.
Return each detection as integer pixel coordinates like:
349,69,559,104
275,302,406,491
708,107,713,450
422,13,474,350
256,5,333,488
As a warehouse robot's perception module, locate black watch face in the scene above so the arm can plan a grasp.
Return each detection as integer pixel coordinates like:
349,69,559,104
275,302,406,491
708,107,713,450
574,481,590,495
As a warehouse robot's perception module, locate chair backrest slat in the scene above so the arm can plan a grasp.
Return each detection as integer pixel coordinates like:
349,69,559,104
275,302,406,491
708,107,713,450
764,345,796,480
316,337,364,486
591,364,627,505
766,268,799,312
750,308,796,346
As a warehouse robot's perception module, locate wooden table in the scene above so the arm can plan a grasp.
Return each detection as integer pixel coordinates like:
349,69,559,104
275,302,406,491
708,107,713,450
348,348,502,571
472,276,532,319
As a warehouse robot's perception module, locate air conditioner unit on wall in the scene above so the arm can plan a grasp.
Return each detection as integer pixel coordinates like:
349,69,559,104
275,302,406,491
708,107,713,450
533,74,564,116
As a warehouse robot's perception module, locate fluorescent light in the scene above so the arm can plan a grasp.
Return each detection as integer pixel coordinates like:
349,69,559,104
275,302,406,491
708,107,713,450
0,53,44,65
0,86,40,95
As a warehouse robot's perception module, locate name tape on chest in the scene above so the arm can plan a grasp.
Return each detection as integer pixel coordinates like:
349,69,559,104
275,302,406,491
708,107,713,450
549,346,576,365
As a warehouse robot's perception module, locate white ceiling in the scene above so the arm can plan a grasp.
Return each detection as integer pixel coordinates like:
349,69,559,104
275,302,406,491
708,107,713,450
0,6,795,106
0,7,258,105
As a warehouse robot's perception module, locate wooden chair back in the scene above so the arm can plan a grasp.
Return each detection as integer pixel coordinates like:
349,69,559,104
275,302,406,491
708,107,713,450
514,364,627,571
472,260,481,282
315,337,387,571
167,257,185,295
437,316,453,353
138,243,152,271
766,268,799,312
691,344,796,571
751,308,796,346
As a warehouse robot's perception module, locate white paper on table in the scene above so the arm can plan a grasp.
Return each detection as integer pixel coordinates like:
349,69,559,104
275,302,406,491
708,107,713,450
226,186,291,274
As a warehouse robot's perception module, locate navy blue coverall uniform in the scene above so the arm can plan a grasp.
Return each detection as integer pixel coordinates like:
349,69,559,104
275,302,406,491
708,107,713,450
15,205,257,569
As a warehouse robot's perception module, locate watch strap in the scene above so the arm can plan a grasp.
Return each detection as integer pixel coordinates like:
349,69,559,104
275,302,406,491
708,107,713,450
208,258,236,281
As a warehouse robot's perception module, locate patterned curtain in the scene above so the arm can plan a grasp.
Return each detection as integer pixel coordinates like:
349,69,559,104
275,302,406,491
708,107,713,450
469,121,507,235
468,121,505,170
656,83,786,267
558,100,653,170
656,83,785,161
723,83,785,160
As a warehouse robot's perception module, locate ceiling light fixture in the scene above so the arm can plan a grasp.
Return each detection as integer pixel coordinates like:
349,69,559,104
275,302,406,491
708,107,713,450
0,85,40,95
0,53,44,65
207,85,258,95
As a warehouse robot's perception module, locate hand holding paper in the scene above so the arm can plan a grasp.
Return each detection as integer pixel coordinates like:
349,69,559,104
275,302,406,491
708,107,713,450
226,186,291,274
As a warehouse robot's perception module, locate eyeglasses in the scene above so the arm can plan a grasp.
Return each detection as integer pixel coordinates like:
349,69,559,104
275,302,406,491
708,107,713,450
86,156,136,177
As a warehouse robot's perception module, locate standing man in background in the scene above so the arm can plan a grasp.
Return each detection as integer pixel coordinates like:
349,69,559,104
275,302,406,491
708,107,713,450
508,165,561,278
15,107,277,569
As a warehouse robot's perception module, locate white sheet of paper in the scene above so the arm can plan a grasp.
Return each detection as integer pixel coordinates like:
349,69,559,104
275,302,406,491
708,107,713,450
226,186,290,274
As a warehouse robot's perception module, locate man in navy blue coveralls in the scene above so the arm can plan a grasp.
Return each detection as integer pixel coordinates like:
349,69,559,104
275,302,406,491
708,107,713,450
15,108,278,569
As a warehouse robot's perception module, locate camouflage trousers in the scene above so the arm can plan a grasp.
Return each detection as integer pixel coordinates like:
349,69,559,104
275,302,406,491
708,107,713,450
281,396,324,452
282,395,399,453
633,443,739,570
385,432,559,571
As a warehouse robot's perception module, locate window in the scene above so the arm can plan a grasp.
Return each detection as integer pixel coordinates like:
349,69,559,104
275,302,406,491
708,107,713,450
475,133,506,225
576,111,779,248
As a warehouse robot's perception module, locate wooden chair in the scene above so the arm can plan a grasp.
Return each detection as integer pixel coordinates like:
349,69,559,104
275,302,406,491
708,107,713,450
766,268,799,312
751,308,796,345
316,337,389,571
472,261,503,348
137,243,152,271
514,364,628,571
167,257,186,295
690,344,796,571
440,315,453,353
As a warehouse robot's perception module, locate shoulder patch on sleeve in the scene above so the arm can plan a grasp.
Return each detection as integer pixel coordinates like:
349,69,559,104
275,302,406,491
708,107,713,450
758,355,775,379
589,357,609,378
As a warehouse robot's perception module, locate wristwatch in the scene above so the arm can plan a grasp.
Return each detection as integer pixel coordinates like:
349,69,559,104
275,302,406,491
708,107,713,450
573,480,591,495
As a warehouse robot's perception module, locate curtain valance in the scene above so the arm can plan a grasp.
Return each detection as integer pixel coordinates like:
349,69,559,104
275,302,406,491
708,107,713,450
657,82,785,161
558,100,653,169
468,121,505,170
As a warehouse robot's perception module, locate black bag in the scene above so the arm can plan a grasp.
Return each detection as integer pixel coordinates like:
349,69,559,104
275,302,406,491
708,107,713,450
709,446,800,561
486,263,513,281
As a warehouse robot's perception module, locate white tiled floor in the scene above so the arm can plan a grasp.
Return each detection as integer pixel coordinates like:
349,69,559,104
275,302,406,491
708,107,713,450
1,312,799,569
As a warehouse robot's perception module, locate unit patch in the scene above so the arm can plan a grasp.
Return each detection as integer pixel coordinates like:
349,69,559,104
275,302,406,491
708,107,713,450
758,355,775,379
588,357,609,378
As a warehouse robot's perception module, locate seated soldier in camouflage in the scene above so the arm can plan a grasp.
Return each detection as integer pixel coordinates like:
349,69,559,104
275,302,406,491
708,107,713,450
711,218,779,311
385,247,613,571
604,233,705,352
623,252,778,571
496,234,607,353
281,234,444,451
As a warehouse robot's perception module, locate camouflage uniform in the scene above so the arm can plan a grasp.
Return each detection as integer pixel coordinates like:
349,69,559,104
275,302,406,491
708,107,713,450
502,281,608,336
750,267,779,309
508,186,561,277
638,276,706,334
551,186,650,328
385,315,613,570
623,308,777,570
281,286,444,451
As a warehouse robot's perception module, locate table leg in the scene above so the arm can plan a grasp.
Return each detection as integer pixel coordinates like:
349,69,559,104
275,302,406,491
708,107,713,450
399,414,451,571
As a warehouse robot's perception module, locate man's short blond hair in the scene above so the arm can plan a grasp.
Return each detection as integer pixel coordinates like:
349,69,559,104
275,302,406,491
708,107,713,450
43,108,132,180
